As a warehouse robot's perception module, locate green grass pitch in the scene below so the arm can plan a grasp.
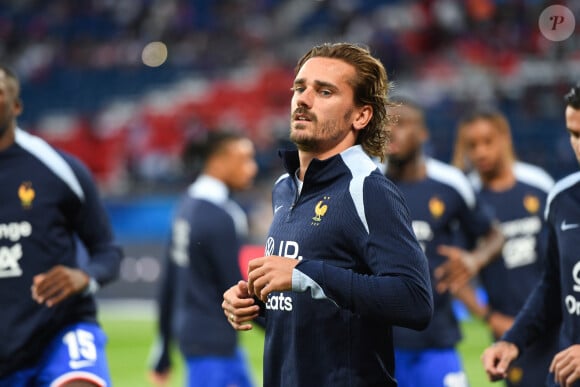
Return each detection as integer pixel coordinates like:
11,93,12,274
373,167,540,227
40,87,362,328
101,310,495,386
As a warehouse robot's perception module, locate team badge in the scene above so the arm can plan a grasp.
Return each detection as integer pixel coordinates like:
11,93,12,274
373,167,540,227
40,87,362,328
523,194,540,214
429,197,445,218
18,181,35,209
312,196,330,224
507,366,523,384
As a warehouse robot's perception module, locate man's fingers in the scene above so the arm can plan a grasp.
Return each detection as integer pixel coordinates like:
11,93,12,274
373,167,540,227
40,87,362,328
248,266,267,296
481,343,518,382
564,368,580,387
251,276,271,302
495,354,512,375
247,257,265,274
237,280,250,297
45,290,69,307
437,245,454,256
32,280,64,303
550,349,566,372
223,308,259,331
552,352,572,385
557,361,576,387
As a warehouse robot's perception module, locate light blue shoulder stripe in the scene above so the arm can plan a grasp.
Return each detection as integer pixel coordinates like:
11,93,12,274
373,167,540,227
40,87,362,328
544,171,580,220
514,161,554,193
426,158,476,209
341,145,377,234
468,161,554,194
274,173,290,186
467,171,482,191
15,128,84,201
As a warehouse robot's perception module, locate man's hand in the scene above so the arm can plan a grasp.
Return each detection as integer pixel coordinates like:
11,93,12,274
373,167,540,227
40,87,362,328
487,311,514,340
247,256,299,302
222,281,261,331
434,245,477,293
550,345,580,387
31,265,90,307
481,341,519,382
148,370,170,386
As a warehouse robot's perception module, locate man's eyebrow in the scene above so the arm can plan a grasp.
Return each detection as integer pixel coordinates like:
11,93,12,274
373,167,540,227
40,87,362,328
314,80,338,90
292,78,338,90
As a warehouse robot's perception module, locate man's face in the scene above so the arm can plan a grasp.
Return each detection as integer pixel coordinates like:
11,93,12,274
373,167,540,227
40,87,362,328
385,105,426,163
566,106,580,165
0,71,21,137
461,118,506,177
290,57,360,154
221,138,258,191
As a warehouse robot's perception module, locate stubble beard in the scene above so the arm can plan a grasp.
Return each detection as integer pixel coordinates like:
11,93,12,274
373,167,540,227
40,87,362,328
0,120,10,138
290,108,353,153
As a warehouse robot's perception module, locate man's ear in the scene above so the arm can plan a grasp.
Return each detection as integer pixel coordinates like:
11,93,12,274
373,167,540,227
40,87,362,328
352,105,373,131
14,97,23,116
419,125,429,144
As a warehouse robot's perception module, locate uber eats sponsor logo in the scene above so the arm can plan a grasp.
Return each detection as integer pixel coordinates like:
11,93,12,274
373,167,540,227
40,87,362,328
565,261,580,315
0,221,32,278
264,237,301,312
265,292,293,311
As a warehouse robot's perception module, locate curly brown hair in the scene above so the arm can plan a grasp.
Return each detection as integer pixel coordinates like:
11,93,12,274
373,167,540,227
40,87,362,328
295,43,395,161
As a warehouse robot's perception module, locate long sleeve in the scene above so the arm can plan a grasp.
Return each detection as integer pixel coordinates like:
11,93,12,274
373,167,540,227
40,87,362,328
502,223,562,351
66,154,122,286
150,242,177,373
293,175,433,330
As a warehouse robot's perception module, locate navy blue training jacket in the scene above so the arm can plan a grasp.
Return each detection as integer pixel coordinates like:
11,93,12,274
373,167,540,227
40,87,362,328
0,128,121,377
262,145,433,387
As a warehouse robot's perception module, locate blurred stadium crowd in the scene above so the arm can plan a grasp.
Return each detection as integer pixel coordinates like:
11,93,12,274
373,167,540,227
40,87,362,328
2,0,579,196
1,0,579,257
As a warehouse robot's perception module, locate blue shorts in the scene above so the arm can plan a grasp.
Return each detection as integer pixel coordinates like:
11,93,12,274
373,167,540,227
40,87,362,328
0,322,111,387
185,348,253,387
395,348,468,387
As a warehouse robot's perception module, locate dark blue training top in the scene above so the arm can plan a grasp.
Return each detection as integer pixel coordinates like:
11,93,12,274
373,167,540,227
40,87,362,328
0,128,121,377
391,158,493,349
504,171,580,360
151,175,249,373
471,162,554,317
262,145,433,387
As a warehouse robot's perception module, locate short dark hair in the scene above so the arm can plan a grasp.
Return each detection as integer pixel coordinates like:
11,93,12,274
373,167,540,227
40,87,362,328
182,131,246,177
565,84,580,109
452,106,516,172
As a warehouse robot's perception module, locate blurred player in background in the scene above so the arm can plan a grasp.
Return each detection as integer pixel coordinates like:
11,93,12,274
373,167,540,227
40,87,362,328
149,131,258,387
222,42,433,386
0,66,121,386
452,107,559,387
481,84,580,387
384,99,504,387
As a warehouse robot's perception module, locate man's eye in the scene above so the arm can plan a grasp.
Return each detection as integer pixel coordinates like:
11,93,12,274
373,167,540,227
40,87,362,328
292,86,305,93
320,90,332,96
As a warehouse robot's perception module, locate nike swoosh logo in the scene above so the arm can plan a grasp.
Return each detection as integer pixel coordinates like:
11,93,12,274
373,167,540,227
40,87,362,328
69,360,95,369
274,205,284,213
561,220,580,231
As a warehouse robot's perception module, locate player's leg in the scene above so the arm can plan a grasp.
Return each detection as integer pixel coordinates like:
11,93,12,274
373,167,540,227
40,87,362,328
419,348,468,387
185,348,253,387
34,322,111,387
394,349,419,387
